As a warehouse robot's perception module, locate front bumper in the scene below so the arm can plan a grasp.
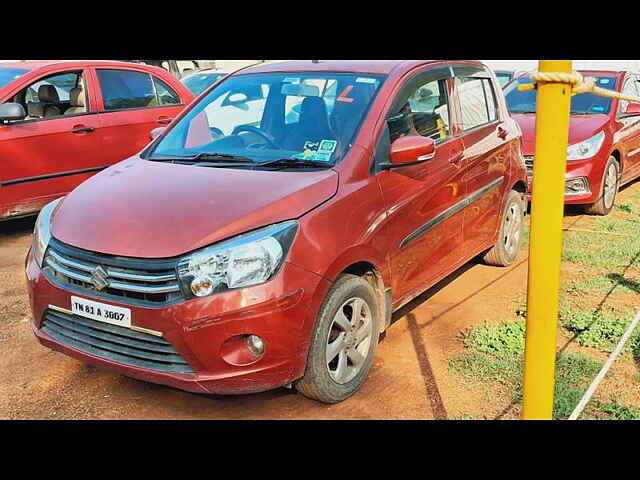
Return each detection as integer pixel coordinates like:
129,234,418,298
26,247,330,395
524,155,605,205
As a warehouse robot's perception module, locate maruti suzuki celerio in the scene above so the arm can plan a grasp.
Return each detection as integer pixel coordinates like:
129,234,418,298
26,60,527,403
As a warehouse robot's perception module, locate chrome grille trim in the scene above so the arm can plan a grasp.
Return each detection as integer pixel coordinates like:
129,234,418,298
44,238,183,305
42,309,194,374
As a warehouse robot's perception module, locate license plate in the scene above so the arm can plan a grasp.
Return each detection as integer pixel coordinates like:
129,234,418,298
71,296,131,328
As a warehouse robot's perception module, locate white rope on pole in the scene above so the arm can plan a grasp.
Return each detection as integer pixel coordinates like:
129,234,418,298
568,309,640,420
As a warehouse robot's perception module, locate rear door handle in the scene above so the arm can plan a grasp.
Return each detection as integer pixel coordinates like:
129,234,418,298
449,151,464,166
497,125,508,140
71,126,95,134
156,118,172,125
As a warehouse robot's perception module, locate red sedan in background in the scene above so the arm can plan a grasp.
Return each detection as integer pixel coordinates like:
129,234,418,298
0,60,194,221
505,70,640,215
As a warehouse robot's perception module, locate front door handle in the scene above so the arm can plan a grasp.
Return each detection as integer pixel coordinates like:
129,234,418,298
156,118,172,125
71,126,95,134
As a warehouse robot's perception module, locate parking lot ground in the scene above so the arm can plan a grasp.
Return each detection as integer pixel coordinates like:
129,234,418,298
1,181,639,419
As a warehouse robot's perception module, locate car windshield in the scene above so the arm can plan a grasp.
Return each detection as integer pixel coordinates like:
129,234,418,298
495,72,513,87
149,72,386,166
505,75,618,114
0,68,30,89
182,72,226,95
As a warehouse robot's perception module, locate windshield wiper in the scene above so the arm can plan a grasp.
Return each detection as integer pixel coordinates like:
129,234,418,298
149,152,256,164
258,158,332,169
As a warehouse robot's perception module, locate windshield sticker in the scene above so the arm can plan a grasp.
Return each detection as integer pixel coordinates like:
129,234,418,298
356,77,377,84
598,78,611,85
291,140,335,162
592,106,605,112
337,85,355,103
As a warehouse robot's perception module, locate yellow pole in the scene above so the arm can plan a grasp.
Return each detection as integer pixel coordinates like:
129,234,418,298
522,60,573,419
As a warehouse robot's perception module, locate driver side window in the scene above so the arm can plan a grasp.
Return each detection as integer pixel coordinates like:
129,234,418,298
619,76,640,115
14,71,84,121
388,73,452,144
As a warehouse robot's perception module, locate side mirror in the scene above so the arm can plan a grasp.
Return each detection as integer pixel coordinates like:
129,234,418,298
624,103,640,115
381,136,436,169
0,103,26,123
149,126,165,141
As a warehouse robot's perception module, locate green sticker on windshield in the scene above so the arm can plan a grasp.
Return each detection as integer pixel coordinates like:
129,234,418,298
291,139,337,162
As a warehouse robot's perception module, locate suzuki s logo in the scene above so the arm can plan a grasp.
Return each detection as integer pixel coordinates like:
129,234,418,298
90,266,110,291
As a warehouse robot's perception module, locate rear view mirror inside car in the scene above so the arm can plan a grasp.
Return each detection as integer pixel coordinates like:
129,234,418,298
281,83,320,97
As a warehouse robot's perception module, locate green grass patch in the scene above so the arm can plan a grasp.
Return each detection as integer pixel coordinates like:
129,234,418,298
595,400,640,420
561,309,640,354
616,203,634,214
464,318,526,357
450,318,607,419
563,273,640,295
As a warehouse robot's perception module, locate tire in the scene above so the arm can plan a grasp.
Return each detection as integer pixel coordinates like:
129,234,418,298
584,156,619,216
295,274,381,403
483,189,525,267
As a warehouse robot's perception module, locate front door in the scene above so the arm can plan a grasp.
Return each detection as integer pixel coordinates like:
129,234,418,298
0,68,104,219
376,65,466,304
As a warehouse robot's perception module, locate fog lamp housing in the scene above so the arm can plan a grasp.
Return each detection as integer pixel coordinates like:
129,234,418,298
246,335,265,356
565,177,591,195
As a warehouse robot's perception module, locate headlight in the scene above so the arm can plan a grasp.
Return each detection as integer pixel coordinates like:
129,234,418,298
177,220,298,298
32,197,63,267
567,131,605,161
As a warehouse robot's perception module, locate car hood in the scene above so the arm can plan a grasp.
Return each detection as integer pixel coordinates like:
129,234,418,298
51,158,339,258
512,113,610,155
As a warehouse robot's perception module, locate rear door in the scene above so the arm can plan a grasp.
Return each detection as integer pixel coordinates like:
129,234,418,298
451,64,512,255
92,67,191,163
0,67,105,219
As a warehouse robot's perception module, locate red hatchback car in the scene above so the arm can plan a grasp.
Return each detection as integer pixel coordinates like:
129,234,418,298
504,70,640,215
0,60,194,220
26,60,527,403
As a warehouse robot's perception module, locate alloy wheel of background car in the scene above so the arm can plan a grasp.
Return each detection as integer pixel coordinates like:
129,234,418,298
325,296,374,384
483,189,525,267
295,274,380,403
585,156,619,216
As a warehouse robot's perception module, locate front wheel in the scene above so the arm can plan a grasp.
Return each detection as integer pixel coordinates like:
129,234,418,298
584,156,619,216
295,274,380,403
483,189,525,267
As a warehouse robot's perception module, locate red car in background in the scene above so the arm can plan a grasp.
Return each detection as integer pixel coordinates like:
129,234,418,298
0,60,194,220
505,70,640,215
26,60,527,403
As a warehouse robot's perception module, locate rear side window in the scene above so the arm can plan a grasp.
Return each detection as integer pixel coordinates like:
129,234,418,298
152,76,180,105
456,77,499,130
97,69,156,110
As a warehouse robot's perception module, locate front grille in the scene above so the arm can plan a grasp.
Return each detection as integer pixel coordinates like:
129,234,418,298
43,238,183,306
42,309,194,374
524,155,534,184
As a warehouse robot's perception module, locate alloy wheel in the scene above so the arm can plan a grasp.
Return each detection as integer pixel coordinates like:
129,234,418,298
325,297,373,384
503,199,522,256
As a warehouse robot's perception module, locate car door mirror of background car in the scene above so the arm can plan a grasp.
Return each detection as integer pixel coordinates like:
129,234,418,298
149,126,166,141
380,135,436,170
0,102,26,124
624,103,640,116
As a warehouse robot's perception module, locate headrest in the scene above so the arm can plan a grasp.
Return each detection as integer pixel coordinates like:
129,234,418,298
38,84,60,103
70,87,85,107
27,102,44,118
300,96,327,117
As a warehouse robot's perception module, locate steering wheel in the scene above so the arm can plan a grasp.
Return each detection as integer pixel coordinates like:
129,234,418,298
232,125,280,149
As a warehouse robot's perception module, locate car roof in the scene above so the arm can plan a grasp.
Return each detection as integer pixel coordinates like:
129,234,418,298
0,60,163,71
237,60,486,76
